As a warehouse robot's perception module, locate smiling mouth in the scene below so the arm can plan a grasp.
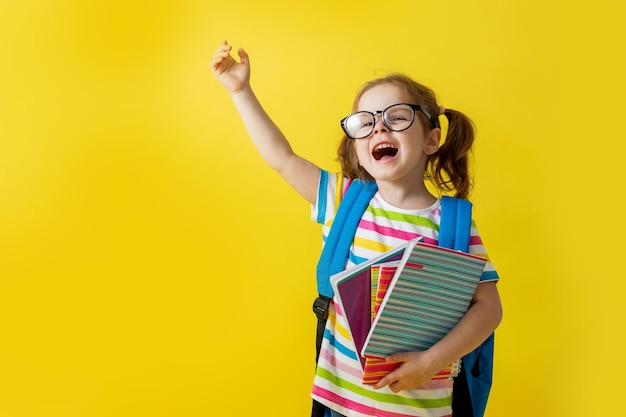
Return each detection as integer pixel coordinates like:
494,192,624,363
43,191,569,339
372,144,398,161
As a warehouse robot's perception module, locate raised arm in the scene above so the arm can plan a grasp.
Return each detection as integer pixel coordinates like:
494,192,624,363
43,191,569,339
211,40,321,204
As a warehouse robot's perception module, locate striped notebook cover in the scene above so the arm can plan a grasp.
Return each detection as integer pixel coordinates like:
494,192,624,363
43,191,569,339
363,262,400,385
371,262,399,321
361,240,487,360
362,260,458,385
361,356,458,385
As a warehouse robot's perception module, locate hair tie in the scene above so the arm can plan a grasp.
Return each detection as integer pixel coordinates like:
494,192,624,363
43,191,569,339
438,105,446,116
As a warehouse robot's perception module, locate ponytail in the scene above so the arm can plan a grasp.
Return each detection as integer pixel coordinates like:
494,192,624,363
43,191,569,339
427,108,475,200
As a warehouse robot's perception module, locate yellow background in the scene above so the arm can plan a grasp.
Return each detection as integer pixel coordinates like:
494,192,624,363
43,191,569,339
1,1,625,416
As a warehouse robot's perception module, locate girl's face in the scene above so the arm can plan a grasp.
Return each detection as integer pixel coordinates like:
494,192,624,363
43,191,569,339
353,83,440,185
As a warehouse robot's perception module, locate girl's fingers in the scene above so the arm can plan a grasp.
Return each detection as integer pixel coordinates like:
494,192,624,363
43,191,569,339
210,47,232,69
237,48,249,65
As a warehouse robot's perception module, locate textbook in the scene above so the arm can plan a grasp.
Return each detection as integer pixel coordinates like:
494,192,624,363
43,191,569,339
331,238,487,385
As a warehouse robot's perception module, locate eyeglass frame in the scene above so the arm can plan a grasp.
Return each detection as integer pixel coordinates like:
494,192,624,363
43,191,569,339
340,103,440,140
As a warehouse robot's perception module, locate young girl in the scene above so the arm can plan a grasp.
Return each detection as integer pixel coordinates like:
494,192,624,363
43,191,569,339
211,40,502,417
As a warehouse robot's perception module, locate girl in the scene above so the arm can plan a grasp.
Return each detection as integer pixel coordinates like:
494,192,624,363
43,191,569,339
211,40,502,417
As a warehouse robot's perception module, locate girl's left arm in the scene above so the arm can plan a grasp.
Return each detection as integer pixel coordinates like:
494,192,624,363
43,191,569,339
373,281,502,393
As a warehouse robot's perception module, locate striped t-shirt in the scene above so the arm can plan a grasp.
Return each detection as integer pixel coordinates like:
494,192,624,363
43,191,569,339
311,170,499,417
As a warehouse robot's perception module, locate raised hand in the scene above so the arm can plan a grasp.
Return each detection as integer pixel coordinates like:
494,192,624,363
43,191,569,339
209,39,321,205
211,40,250,94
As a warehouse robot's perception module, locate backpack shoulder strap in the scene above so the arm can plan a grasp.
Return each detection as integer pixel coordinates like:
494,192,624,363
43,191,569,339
312,180,378,416
315,179,378,298
440,196,495,417
439,196,472,252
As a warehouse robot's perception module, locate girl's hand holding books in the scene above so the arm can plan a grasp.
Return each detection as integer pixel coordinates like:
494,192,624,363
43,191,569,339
372,350,443,393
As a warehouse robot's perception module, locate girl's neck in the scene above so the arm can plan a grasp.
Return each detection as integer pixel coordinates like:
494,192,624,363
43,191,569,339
375,180,437,210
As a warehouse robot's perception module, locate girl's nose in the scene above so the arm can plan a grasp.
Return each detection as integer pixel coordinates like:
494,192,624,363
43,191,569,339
372,115,387,134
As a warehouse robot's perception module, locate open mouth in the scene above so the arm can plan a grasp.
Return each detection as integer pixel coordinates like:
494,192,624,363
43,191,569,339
372,143,398,161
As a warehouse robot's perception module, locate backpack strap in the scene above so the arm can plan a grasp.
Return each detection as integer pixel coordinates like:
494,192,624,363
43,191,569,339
312,179,377,417
439,196,472,252
440,196,494,417
312,179,378,320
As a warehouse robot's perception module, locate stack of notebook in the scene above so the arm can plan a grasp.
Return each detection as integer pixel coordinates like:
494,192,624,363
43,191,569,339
330,238,487,385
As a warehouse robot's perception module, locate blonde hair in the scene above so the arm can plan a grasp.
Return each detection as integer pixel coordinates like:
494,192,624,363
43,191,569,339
337,73,475,199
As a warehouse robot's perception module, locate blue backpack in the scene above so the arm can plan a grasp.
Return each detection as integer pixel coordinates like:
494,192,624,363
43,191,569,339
312,179,494,417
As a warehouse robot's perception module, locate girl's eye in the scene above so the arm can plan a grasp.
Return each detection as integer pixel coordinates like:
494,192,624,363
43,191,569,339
388,116,409,124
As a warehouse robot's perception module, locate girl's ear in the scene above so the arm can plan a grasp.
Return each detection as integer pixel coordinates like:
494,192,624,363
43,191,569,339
424,128,441,155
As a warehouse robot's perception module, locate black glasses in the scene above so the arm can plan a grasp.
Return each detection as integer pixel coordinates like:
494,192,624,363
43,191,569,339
340,103,439,140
